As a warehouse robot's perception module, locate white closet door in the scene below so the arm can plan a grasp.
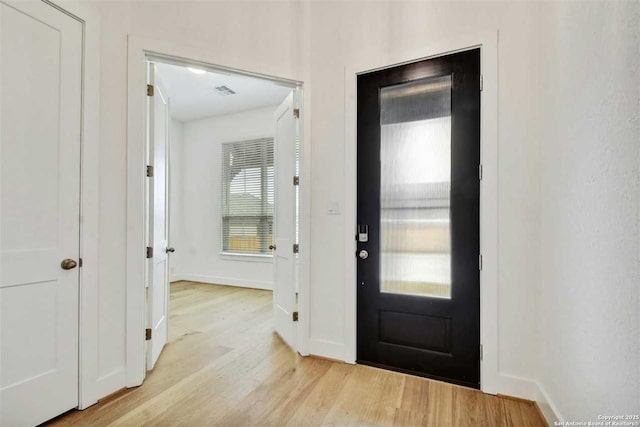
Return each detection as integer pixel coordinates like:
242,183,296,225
0,1,82,425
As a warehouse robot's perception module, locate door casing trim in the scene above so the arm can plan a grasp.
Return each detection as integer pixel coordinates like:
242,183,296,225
46,0,102,410
343,31,499,394
126,35,311,387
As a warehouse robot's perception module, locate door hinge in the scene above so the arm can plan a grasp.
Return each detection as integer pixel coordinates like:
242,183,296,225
146,165,154,177
480,344,483,360
79,258,83,268
147,84,154,97
479,164,483,180
293,175,300,186
293,108,300,119
292,311,299,322
146,246,153,259
293,243,299,254
479,254,483,271
145,328,152,340
479,75,483,91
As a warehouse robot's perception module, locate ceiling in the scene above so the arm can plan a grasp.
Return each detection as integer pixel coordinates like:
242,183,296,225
154,62,293,122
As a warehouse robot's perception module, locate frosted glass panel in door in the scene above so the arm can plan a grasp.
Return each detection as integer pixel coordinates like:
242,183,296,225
379,75,452,298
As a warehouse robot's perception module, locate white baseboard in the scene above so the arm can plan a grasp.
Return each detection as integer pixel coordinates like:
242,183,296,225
170,274,183,282
308,338,346,362
496,374,561,425
496,373,539,400
534,380,563,425
170,273,272,290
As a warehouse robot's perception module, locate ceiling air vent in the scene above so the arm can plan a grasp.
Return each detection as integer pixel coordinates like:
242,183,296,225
214,85,236,96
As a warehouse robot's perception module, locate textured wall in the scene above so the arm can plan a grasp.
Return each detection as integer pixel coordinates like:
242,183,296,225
537,1,640,420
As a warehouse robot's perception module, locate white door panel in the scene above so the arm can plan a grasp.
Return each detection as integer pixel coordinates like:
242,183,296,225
273,92,297,349
146,64,169,370
0,1,82,425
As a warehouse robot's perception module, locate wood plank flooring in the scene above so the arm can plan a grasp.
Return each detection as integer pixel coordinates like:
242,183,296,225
48,281,547,426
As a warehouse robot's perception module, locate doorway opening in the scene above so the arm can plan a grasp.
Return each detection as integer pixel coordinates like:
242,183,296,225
144,57,302,373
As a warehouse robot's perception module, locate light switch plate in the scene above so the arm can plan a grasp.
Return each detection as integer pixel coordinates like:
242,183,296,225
328,201,341,215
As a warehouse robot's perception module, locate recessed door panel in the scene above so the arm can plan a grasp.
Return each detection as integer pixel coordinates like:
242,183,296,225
379,311,452,353
357,49,480,388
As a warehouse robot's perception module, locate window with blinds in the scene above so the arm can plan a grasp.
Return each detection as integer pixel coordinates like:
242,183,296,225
221,138,274,255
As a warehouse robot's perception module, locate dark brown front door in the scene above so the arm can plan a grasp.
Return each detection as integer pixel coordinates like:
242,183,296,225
356,49,481,388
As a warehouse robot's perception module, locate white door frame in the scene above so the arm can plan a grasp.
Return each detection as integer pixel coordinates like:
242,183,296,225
14,1,102,411
44,1,101,410
126,36,311,387
343,31,499,394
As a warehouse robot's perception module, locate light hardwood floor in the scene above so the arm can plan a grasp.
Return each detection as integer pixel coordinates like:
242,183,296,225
49,281,546,426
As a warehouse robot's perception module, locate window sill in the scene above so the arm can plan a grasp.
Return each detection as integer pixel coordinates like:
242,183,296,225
219,252,274,263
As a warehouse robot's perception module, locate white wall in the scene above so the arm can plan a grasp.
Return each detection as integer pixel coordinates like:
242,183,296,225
536,2,640,421
169,119,185,279
84,0,639,421
174,106,280,289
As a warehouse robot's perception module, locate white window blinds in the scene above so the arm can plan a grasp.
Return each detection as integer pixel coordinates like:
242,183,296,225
221,138,274,255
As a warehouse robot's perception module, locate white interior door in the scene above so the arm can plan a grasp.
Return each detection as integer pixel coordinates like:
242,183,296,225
272,92,298,349
0,1,82,425
146,64,170,370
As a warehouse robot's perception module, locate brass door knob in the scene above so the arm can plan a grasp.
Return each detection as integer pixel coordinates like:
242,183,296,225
269,244,276,250
61,259,78,270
